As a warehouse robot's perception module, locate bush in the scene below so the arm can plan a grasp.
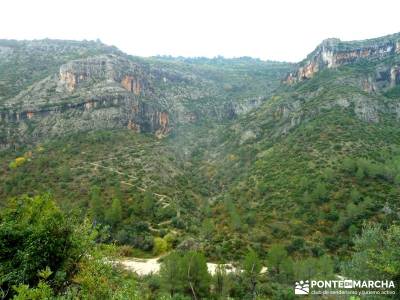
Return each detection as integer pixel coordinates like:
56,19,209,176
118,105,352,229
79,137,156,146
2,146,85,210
324,236,341,251
73,251,139,299
9,156,27,169
118,245,134,257
312,182,328,203
286,238,305,253
12,282,54,300
0,194,95,297
342,224,400,295
153,237,168,255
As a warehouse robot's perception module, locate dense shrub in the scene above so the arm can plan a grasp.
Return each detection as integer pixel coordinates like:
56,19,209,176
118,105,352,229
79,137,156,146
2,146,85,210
0,194,95,297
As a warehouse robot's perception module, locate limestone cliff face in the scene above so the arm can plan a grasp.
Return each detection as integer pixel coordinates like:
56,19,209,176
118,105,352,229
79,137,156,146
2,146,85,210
390,66,400,87
121,75,142,95
58,57,110,91
264,32,400,139
0,94,172,147
57,55,148,95
0,39,291,148
1,51,246,147
286,34,400,83
0,54,175,147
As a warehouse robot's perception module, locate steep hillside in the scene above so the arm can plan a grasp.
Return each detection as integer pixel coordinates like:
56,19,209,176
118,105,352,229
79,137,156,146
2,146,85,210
192,35,400,259
0,39,292,260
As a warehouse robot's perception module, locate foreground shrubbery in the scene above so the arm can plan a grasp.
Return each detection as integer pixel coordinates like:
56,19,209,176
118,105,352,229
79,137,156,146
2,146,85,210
342,223,400,296
1,195,399,299
0,195,139,299
0,194,92,296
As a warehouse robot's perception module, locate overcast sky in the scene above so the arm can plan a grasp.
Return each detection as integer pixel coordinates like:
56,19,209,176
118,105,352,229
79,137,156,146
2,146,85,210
0,0,399,62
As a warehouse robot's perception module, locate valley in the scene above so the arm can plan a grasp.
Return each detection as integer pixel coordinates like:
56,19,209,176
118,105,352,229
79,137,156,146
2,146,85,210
1,33,400,299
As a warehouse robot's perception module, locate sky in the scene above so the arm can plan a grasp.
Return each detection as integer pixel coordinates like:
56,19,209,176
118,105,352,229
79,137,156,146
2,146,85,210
0,0,399,62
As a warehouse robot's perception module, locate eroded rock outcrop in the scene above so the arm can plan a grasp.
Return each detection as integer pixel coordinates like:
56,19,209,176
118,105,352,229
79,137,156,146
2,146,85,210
390,66,400,87
286,34,400,83
58,56,111,91
0,39,291,148
57,55,149,95
154,111,170,138
121,75,142,95
0,94,172,147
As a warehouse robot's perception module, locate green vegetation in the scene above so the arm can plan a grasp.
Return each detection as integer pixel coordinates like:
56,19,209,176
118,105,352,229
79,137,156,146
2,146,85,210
0,195,139,299
0,195,323,299
1,37,400,298
342,224,400,295
2,197,395,299
160,251,211,298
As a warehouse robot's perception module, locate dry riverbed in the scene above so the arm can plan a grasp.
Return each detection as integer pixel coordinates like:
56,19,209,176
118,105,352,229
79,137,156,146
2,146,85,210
118,257,267,276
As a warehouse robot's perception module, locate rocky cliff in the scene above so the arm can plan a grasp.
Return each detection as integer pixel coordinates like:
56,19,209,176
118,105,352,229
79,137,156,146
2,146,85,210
0,54,174,146
0,41,291,148
286,33,400,84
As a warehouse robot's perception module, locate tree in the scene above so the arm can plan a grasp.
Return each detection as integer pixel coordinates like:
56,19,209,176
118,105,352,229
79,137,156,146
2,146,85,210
286,238,305,254
160,252,182,296
89,185,103,223
293,255,334,288
73,247,139,299
160,251,211,299
242,250,262,299
225,199,242,231
201,219,214,241
267,244,288,276
355,167,365,180
213,265,232,299
182,251,211,299
342,157,356,173
312,182,328,203
350,188,361,203
280,257,294,283
142,191,155,217
317,255,334,279
105,198,122,227
342,224,400,295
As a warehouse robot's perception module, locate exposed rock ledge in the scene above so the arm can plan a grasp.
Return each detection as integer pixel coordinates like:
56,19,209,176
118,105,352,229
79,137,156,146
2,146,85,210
286,34,400,83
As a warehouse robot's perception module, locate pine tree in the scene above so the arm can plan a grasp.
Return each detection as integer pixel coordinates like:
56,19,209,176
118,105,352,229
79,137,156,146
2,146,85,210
242,250,262,299
106,198,122,227
89,186,103,223
267,244,288,276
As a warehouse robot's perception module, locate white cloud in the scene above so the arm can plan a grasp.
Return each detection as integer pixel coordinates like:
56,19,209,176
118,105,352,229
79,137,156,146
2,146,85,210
0,0,399,62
